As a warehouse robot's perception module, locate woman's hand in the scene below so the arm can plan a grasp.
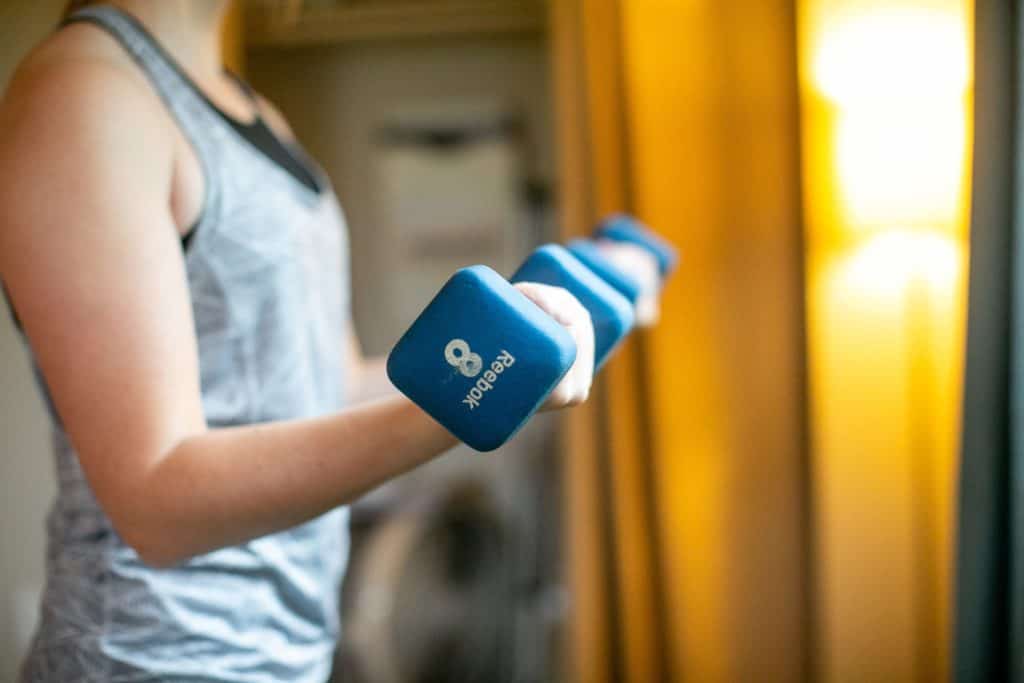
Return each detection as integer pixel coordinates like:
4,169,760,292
513,282,595,411
595,239,663,327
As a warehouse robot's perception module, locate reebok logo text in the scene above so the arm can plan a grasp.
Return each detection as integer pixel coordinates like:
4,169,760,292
462,350,516,410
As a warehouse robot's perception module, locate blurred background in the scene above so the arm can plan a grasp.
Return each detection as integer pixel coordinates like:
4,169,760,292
0,0,985,681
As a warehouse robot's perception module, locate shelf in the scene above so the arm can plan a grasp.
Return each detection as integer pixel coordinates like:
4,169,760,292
246,0,547,47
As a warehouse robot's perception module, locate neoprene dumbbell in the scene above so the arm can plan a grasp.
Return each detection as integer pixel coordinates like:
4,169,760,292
566,238,644,306
387,265,578,452
511,244,634,371
594,213,679,279
387,244,634,452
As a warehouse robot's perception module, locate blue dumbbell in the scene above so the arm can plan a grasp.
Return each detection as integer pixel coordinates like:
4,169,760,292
387,265,578,452
511,244,634,372
595,213,679,278
566,238,644,305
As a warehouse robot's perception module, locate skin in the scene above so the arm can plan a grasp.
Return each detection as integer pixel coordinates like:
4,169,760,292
594,239,662,326
0,0,595,567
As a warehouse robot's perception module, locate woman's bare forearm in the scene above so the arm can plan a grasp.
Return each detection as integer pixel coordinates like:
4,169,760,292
351,355,397,404
347,330,398,404
127,396,457,567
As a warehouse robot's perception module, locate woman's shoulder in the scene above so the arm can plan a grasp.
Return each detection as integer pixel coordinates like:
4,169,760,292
3,22,166,134
0,26,177,217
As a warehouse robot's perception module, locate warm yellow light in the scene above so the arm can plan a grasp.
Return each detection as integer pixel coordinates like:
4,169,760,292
839,230,962,301
835,104,967,232
810,3,972,236
800,1,973,679
813,6,970,106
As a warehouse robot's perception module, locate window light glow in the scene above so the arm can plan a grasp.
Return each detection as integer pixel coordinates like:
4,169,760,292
835,104,967,232
813,7,970,106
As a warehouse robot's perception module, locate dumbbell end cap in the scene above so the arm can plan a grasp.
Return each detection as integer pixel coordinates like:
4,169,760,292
512,244,635,372
567,239,644,304
388,265,577,452
596,213,679,277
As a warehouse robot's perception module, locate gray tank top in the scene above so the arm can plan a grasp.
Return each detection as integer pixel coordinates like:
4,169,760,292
20,6,353,682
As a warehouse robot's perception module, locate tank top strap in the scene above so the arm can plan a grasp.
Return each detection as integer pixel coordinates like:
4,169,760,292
62,5,218,124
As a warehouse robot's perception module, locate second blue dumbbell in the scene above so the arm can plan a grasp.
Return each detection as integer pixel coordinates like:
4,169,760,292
595,213,679,278
566,238,644,306
511,244,635,371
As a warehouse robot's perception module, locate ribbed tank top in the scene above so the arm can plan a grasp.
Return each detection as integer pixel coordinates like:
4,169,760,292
19,6,353,682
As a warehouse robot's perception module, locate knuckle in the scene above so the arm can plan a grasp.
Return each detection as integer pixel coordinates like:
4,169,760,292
553,287,574,308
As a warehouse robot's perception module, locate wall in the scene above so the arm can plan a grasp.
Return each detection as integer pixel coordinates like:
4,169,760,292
0,3,66,679
247,32,565,682
246,34,554,353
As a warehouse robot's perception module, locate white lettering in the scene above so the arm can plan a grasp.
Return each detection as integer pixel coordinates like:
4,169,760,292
460,350,518,412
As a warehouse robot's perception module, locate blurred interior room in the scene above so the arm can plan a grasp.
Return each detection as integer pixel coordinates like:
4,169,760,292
2,0,1018,681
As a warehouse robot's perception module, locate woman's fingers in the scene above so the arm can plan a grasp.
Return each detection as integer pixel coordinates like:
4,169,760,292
513,282,595,410
595,239,662,326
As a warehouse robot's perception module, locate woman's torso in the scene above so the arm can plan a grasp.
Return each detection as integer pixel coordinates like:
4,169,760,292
17,6,353,682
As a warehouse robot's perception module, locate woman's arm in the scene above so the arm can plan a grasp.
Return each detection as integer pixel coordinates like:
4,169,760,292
347,331,398,404
0,59,590,568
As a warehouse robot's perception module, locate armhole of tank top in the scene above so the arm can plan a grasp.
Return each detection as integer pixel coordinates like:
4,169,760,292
59,12,210,254
2,281,22,331
221,69,323,196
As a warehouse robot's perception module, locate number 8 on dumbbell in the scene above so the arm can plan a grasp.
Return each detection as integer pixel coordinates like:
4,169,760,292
444,339,483,378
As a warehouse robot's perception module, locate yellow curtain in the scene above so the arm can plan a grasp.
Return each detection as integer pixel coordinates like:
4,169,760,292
221,1,245,74
552,2,809,681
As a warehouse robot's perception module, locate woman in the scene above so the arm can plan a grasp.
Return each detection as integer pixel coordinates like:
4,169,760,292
0,1,618,680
